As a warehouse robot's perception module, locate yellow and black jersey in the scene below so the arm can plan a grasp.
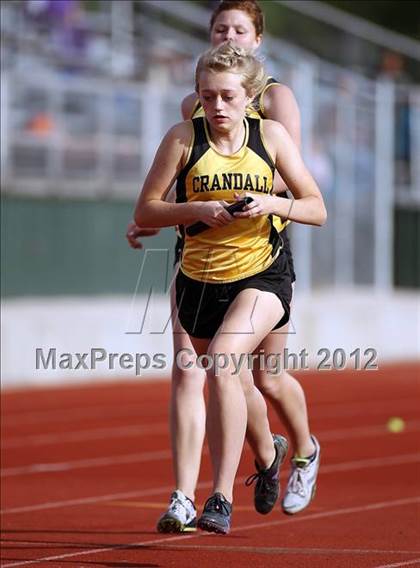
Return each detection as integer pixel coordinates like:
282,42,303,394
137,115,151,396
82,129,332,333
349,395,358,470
176,116,281,283
191,76,289,236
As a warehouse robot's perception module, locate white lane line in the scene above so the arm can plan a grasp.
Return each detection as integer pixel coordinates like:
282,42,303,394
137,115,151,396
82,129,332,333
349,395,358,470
2,541,420,557
310,400,420,420
228,496,420,534
1,450,172,477
2,396,418,426
0,403,155,427
2,423,168,448
136,544,420,556
1,495,419,567
319,421,420,441
2,453,420,514
0,484,184,515
2,445,420,478
319,453,420,473
373,560,420,568
3,419,420,449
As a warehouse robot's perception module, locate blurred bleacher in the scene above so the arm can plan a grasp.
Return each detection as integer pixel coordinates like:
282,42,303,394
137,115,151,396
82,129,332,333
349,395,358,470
1,0,419,386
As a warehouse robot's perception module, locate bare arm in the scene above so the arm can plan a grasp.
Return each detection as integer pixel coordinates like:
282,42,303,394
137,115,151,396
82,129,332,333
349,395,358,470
263,84,301,149
181,92,199,120
125,93,199,248
235,121,326,226
134,122,194,227
134,122,233,229
262,84,301,195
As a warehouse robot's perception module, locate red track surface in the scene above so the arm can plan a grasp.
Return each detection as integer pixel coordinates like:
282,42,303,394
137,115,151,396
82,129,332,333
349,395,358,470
1,363,419,567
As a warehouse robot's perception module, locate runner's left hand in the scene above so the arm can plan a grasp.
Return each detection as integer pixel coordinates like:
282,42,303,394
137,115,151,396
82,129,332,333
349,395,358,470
232,192,275,218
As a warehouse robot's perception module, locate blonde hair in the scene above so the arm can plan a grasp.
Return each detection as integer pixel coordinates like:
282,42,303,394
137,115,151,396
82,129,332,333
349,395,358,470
195,43,266,101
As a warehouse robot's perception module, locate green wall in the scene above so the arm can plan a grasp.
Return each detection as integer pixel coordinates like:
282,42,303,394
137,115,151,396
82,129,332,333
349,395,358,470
394,207,420,288
2,197,419,296
1,197,176,297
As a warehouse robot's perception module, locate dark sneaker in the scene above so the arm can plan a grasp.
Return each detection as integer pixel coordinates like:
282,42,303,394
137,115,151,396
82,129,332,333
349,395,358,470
197,492,232,534
157,490,197,533
245,434,289,514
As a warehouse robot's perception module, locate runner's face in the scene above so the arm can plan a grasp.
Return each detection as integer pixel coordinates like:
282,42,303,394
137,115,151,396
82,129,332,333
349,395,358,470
211,9,262,50
198,70,250,132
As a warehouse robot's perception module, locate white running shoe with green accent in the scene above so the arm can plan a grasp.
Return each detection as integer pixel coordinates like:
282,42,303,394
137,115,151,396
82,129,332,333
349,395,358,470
157,490,197,533
282,435,320,515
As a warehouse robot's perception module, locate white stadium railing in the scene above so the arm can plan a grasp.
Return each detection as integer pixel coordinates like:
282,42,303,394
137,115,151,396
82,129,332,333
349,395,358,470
1,0,419,292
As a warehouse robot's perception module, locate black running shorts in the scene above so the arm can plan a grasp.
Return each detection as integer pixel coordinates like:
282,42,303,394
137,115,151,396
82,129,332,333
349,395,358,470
175,251,293,339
